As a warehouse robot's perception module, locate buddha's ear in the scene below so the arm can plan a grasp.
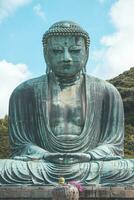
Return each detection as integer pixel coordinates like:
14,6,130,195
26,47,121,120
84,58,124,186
43,46,51,72
82,50,89,74
43,47,47,73
84,49,89,66
43,46,48,62
85,51,89,63
46,65,50,74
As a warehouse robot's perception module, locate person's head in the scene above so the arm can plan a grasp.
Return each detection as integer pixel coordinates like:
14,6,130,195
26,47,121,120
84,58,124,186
42,21,90,78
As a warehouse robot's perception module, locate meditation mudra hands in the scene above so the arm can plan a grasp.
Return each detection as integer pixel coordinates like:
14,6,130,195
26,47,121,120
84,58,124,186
43,152,92,163
14,148,91,163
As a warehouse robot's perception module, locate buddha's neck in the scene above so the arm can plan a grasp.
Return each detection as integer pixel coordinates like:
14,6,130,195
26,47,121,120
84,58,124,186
55,73,82,87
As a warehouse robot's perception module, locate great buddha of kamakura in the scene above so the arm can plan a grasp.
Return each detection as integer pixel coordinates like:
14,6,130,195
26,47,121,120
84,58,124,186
0,21,134,185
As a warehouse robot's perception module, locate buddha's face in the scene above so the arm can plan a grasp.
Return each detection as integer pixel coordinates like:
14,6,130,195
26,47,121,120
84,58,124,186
45,35,88,77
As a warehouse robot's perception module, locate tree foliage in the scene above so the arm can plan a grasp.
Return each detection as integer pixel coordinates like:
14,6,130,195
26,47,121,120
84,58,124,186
0,115,10,158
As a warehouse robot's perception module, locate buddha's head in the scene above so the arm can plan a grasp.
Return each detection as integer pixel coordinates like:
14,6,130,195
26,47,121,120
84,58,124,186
42,21,90,78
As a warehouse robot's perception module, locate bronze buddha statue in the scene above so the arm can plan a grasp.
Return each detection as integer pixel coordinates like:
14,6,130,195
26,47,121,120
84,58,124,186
0,21,134,186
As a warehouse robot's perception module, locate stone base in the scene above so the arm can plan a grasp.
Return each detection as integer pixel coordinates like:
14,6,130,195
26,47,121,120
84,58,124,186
0,185,134,199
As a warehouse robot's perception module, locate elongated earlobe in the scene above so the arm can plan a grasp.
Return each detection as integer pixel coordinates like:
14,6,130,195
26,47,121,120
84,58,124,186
46,65,49,74
82,66,86,75
46,65,52,74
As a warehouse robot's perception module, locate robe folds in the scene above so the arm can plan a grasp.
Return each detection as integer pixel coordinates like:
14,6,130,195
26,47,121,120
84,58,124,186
5,74,125,184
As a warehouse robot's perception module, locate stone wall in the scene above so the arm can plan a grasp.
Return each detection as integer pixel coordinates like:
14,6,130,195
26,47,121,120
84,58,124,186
0,185,134,199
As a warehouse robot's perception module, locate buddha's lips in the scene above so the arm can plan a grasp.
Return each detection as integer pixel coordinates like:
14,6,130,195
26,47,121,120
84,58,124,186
58,61,78,65
63,63,73,66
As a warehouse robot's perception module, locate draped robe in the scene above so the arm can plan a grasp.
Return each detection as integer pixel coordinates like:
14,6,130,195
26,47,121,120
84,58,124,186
5,74,125,184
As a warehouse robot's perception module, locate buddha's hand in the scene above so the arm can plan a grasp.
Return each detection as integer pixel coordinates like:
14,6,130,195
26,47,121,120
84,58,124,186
66,153,92,163
43,153,66,163
13,154,44,161
43,152,91,164
13,146,47,161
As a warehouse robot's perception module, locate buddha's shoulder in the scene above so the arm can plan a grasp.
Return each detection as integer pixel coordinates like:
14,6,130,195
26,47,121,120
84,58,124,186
86,74,111,87
11,75,47,95
86,74,120,94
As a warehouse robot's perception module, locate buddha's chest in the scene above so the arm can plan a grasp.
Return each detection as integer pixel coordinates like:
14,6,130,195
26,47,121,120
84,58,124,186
49,83,85,137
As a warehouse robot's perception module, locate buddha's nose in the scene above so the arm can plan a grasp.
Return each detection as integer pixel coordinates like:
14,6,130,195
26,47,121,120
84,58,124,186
63,49,72,63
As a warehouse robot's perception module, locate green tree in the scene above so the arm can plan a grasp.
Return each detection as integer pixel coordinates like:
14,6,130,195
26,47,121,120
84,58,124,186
0,115,10,158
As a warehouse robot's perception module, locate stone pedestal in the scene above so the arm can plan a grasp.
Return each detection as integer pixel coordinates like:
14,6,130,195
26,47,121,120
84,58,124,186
52,184,79,200
0,185,134,199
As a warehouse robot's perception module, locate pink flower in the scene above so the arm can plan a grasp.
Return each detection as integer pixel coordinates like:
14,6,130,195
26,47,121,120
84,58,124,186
69,181,84,192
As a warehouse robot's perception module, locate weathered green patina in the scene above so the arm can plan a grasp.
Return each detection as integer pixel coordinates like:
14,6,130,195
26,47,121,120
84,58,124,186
0,21,134,185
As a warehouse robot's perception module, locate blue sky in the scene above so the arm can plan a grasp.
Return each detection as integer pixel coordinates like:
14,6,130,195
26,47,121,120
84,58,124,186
0,0,134,117
0,0,116,76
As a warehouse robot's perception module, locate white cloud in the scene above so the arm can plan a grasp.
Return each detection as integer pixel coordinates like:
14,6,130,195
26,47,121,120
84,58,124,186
0,60,31,118
92,0,134,79
0,0,31,23
33,3,46,21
